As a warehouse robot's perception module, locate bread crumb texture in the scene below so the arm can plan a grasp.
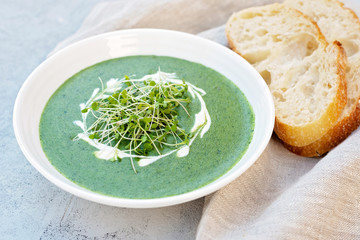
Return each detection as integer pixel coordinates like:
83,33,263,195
226,3,347,148
282,0,360,156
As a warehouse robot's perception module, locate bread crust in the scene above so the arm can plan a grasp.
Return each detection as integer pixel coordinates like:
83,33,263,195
226,3,347,147
284,103,360,156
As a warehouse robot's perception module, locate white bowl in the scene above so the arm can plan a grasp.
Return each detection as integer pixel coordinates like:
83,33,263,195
13,29,274,208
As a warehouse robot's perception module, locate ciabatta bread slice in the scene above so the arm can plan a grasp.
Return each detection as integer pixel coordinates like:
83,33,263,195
226,3,347,147
283,0,360,156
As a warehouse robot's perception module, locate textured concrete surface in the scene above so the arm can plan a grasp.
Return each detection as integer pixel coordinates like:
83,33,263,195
0,0,204,239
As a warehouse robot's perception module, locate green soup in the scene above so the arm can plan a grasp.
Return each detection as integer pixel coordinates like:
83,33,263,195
39,56,254,199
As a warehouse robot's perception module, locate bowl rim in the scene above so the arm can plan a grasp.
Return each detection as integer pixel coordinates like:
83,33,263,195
13,28,274,208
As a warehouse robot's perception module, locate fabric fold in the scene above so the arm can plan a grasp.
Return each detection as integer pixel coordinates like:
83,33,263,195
197,130,360,239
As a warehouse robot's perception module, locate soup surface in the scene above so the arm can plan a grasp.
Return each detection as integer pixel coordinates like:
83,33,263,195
40,55,254,198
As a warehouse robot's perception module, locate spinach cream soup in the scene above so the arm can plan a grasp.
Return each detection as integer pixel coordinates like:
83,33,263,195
39,56,254,199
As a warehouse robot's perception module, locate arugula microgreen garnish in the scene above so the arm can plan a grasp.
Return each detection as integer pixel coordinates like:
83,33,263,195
80,73,192,172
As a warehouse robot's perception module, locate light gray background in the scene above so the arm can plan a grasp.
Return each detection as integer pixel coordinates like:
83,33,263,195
0,0,203,239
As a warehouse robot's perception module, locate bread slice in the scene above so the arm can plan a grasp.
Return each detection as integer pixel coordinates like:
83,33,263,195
283,0,360,156
226,3,347,147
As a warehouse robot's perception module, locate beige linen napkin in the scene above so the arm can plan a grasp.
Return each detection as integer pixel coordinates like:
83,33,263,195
54,0,360,239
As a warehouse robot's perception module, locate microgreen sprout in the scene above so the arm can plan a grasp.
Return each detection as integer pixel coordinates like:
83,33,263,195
74,69,211,174
76,70,193,173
